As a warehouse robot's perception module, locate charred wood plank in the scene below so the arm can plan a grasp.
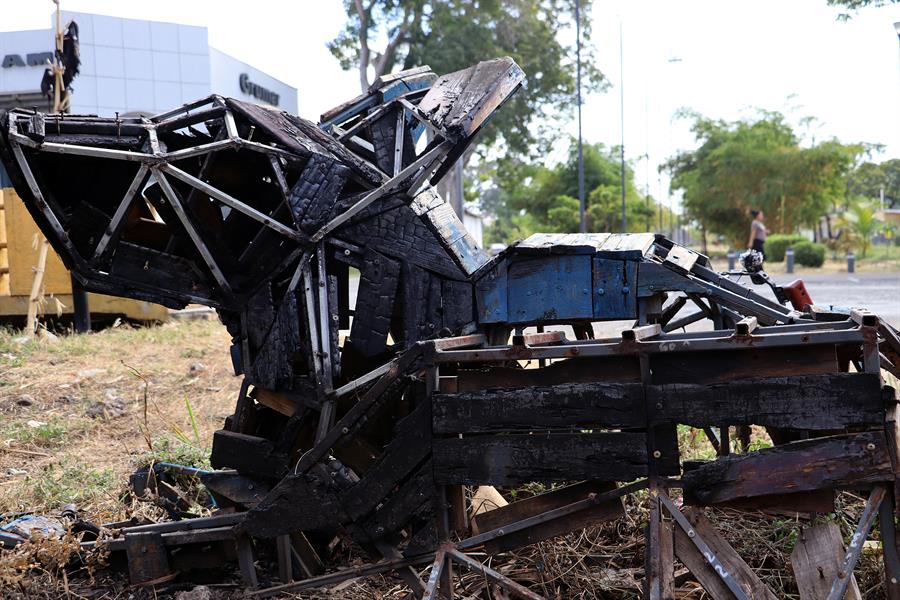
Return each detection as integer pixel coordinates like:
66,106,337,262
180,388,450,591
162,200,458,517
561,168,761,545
340,398,432,520
648,373,883,430
683,431,894,505
433,433,667,486
432,383,647,434
455,356,642,391
349,250,400,357
650,345,839,385
361,461,434,540
434,382,645,433
240,472,346,538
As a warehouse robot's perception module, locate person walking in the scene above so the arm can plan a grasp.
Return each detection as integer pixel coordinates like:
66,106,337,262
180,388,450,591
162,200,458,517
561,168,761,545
747,209,767,259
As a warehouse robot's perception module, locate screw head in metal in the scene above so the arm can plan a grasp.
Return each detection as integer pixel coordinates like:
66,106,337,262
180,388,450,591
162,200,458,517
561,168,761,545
652,450,662,459
867,443,876,451
688,530,695,538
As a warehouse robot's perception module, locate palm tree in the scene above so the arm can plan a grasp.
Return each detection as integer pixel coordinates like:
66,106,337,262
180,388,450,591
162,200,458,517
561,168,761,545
840,199,882,258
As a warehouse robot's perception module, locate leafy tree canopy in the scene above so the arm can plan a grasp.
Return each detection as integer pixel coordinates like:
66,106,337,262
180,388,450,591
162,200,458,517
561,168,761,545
483,141,665,244
328,0,606,158
826,0,900,19
847,159,900,207
663,110,863,248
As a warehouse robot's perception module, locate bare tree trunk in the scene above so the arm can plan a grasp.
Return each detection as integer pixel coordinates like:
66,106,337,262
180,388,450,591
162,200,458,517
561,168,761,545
353,0,371,92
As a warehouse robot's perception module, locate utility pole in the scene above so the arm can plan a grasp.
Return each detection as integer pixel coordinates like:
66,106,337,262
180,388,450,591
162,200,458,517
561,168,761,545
576,0,586,233
619,20,626,232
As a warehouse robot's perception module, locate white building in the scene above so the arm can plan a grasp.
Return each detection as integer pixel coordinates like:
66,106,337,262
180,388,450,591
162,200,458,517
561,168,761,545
0,11,297,116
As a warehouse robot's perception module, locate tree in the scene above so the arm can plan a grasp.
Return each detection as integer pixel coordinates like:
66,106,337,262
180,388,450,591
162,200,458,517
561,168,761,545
847,159,900,207
328,0,605,158
484,140,667,243
826,0,900,19
664,110,862,249
840,199,882,257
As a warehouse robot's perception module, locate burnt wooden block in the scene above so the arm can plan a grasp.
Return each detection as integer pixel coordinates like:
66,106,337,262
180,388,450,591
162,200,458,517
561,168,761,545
433,432,673,485
241,472,346,538
683,431,894,505
349,250,400,358
210,430,290,479
433,382,646,433
648,372,884,430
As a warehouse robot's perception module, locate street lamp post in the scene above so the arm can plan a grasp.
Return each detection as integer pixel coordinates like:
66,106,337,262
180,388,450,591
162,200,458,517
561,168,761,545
576,0,586,233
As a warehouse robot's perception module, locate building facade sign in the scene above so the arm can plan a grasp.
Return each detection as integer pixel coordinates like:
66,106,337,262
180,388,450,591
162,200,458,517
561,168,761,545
238,73,279,106
2,52,53,68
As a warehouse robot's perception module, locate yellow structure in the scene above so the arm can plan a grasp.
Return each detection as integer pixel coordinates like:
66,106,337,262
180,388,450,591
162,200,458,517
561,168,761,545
0,186,168,323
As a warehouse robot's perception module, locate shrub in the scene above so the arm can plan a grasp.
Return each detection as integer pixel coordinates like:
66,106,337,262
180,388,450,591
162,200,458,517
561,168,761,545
792,241,826,267
765,234,806,262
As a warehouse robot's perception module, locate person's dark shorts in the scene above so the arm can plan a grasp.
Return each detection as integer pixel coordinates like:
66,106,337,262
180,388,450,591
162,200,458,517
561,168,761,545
752,239,765,260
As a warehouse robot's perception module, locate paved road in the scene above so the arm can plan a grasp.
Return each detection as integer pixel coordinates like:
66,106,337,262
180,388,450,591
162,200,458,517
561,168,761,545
765,271,900,327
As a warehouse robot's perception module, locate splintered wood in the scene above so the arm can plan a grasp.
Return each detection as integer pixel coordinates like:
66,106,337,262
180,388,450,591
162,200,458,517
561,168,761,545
2,55,900,599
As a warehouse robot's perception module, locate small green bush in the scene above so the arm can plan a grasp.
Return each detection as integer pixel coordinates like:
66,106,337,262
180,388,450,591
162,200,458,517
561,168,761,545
765,234,806,262
792,241,826,267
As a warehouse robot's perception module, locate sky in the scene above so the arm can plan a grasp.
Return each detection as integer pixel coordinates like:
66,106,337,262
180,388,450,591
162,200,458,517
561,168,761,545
2,0,899,211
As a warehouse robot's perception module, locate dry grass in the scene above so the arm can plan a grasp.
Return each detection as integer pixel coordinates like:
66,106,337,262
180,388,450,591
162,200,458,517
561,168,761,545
0,318,241,521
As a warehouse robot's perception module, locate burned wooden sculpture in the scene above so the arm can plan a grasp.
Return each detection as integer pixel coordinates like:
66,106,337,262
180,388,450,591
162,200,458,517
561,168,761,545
2,56,900,599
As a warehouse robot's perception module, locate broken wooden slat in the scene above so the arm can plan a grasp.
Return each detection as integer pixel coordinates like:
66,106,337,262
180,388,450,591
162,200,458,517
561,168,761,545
671,506,776,600
472,481,623,553
684,431,894,505
791,523,862,600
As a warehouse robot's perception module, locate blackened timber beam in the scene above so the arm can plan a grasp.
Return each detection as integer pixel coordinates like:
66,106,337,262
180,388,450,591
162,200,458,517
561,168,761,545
647,373,884,430
433,382,645,433
683,431,894,505
433,433,671,485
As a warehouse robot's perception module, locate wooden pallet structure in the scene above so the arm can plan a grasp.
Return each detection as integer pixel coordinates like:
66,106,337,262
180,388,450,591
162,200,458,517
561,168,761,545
2,57,900,599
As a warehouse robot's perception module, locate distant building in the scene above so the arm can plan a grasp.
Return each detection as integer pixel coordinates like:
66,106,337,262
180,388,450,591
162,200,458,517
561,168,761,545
0,11,298,322
0,11,297,115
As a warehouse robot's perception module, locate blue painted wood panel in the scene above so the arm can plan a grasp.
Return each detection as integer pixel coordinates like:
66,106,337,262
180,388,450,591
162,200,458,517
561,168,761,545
592,258,637,319
507,255,593,323
475,262,508,323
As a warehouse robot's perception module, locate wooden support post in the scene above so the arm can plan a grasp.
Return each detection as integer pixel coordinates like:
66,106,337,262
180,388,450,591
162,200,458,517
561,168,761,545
880,484,900,599
236,534,259,589
276,535,293,583
792,523,862,600
25,235,50,335
645,489,674,600
446,485,469,535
